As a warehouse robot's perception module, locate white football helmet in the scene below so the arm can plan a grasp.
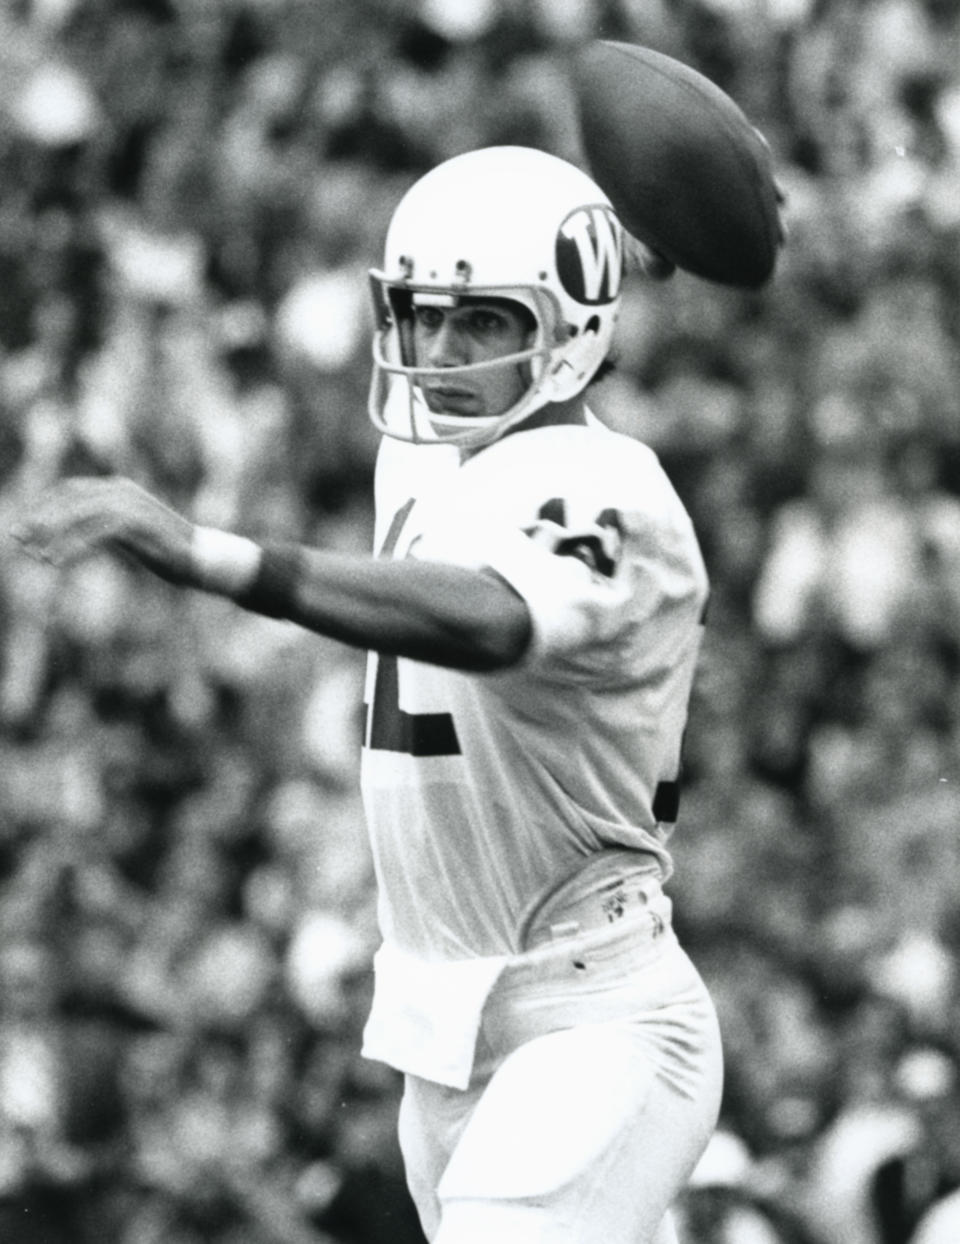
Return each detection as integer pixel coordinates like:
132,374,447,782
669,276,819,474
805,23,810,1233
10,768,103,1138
368,146,624,449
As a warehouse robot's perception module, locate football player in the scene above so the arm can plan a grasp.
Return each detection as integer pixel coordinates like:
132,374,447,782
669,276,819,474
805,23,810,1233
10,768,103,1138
12,146,723,1244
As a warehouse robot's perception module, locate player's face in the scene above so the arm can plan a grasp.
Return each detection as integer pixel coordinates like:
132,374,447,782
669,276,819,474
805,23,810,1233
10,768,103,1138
412,299,534,419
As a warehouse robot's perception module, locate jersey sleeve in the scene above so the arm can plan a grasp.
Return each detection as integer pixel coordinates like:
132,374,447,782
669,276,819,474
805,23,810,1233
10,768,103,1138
492,506,705,677
409,433,708,683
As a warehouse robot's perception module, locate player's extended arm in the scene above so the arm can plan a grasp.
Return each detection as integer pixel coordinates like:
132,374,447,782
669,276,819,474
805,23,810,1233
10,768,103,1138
10,477,531,672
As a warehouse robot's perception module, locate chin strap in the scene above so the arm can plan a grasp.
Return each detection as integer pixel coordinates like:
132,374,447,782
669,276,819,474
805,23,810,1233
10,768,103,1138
542,326,606,401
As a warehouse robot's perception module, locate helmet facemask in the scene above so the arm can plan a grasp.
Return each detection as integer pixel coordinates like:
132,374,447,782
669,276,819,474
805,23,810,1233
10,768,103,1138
368,279,578,448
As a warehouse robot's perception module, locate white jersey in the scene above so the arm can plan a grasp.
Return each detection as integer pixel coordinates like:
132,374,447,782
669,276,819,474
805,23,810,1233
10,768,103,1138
360,419,708,964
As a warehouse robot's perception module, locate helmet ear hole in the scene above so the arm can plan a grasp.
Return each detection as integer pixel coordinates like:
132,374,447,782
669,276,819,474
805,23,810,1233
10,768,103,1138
584,315,601,335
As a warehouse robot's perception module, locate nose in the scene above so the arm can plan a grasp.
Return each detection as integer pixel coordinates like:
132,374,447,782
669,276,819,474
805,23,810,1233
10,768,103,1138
425,317,466,368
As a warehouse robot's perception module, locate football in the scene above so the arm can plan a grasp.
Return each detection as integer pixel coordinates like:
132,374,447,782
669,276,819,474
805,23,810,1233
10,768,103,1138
571,40,784,289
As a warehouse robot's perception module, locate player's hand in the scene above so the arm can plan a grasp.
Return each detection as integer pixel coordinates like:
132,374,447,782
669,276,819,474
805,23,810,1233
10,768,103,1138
10,477,196,585
625,236,675,281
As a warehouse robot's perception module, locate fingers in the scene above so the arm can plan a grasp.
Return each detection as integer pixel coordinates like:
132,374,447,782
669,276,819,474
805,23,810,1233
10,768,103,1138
10,477,195,586
10,479,127,568
12,513,116,569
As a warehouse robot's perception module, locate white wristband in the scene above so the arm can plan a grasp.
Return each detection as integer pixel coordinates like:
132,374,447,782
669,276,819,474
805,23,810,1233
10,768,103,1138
191,526,262,595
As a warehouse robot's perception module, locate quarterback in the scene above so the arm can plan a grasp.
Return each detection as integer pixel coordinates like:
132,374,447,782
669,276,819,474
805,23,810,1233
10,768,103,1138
13,147,723,1244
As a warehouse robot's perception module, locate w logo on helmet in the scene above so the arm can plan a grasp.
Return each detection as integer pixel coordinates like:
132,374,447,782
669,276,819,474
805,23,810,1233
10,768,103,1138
555,205,623,305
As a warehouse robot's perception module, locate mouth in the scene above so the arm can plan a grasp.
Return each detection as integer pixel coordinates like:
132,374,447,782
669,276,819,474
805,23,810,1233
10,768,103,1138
421,384,480,415
429,383,472,397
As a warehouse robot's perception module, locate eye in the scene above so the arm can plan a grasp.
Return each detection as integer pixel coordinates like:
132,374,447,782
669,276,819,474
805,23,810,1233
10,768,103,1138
413,305,445,330
466,308,507,335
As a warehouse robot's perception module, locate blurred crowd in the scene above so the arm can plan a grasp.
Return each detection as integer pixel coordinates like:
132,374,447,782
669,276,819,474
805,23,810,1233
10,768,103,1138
0,0,959,1241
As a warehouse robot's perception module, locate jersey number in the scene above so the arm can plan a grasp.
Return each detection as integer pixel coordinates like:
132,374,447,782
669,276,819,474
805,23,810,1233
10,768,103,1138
365,500,461,756
365,497,688,818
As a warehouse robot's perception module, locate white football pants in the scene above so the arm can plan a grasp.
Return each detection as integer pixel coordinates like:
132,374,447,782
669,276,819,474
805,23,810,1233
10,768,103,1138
398,911,723,1244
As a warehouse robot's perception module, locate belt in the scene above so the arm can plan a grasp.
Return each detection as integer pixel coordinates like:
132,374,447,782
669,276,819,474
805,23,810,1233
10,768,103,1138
517,849,668,951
